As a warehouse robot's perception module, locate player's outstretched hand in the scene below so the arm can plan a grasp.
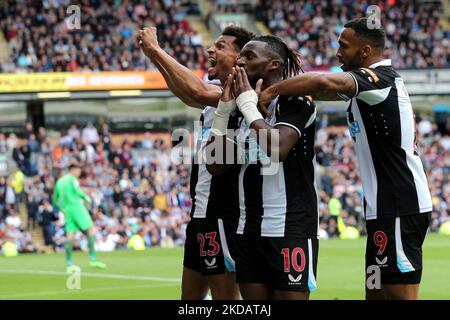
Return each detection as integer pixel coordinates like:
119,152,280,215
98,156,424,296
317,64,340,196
138,26,159,57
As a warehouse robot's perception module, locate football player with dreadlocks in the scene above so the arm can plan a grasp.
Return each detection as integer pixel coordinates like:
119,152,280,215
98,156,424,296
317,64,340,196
207,35,319,300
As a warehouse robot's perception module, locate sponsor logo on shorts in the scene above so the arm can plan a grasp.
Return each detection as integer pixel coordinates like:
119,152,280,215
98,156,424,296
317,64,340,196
375,256,388,267
288,273,302,286
204,257,217,269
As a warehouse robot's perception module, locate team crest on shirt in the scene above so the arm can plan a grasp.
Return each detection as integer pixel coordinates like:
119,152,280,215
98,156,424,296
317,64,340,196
244,137,269,163
198,126,211,142
237,122,270,164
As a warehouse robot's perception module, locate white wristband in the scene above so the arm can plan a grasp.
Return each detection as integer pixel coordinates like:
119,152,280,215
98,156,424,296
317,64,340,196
211,100,235,136
236,90,263,125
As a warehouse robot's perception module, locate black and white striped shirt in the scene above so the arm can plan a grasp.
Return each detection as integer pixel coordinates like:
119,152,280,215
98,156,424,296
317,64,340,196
190,107,241,225
236,96,319,238
340,59,432,220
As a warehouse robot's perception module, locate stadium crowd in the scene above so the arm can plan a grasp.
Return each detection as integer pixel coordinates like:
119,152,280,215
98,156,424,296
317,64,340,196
255,0,449,69
0,122,192,254
0,115,448,254
1,0,448,73
0,0,206,73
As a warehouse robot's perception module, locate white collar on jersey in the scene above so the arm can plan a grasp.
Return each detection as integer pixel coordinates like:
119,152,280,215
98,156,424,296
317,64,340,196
369,59,392,68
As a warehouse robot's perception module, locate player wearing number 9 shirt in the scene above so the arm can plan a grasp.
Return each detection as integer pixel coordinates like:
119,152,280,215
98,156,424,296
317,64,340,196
258,18,432,300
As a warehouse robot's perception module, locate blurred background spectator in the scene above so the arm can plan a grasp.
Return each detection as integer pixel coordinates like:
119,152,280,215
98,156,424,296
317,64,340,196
208,0,448,69
0,0,206,73
1,0,447,73
255,0,448,69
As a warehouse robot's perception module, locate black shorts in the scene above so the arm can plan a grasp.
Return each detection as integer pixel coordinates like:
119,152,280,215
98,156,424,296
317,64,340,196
235,234,319,292
183,217,237,276
365,212,431,285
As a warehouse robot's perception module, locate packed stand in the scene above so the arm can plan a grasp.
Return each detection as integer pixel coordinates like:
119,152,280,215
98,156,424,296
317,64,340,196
1,122,192,254
415,116,450,232
0,175,39,254
0,0,206,73
254,0,449,69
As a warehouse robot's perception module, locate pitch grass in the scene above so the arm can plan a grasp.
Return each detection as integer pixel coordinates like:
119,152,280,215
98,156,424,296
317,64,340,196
0,233,449,300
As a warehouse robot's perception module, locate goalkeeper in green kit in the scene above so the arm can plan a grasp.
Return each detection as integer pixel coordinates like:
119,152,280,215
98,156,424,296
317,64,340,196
53,163,107,272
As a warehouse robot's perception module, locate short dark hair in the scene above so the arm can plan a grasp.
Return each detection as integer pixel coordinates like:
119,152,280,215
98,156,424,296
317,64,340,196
252,35,303,79
222,25,255,51
69,163,80,170
344,18,386,49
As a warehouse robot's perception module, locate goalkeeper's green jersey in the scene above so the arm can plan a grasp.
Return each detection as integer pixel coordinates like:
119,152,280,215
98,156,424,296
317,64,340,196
53,174,88,212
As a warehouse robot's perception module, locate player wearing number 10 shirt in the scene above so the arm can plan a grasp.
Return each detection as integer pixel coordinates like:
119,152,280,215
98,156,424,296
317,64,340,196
208,36,319,300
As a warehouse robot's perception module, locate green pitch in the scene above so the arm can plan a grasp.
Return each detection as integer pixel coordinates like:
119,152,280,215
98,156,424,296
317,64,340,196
1,233,449,300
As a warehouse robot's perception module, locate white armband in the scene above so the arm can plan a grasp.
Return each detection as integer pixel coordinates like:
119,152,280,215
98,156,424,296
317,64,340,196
211,99,236,136
236,90,263,125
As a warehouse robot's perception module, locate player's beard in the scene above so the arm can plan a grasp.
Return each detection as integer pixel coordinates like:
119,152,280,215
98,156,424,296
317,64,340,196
207,66,217,80
210,64,233,85
208,68,216,81
208,64,227,82
342,52,364,71
207,57,218,80
246,72,260,89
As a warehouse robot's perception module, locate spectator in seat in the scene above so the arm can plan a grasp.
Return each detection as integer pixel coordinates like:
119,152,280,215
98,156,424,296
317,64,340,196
82,122,100,146
26,193,39,230
38,199,57,247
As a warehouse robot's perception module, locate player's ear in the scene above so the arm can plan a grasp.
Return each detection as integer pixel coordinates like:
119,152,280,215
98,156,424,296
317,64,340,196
268,59,281,71
362,45,372,58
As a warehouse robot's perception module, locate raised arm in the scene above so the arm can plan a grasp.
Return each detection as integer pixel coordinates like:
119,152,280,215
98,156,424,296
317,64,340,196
259,72,357,109
139,27,222,109
205,73,237,175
